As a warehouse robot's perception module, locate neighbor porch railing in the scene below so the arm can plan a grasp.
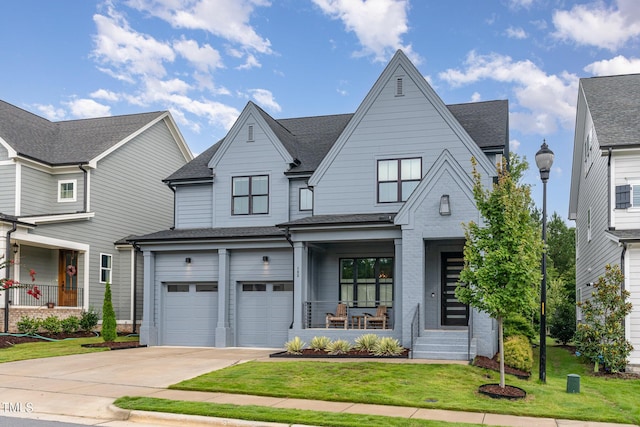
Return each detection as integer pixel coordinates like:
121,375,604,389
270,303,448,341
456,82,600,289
304,300,394,329
8,284,84,308
409,303,420,359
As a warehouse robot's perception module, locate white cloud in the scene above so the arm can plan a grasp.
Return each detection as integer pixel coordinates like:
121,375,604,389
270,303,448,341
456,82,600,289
125,0,272,54
552,0,640,51
311,0,418,63
33,104,66,121
508,0,534,8
439,51,579,134
584,55,640,75
90,89,119,101
64,98,112,118
236,54,261,70
173,38,224,72
249,89,281,113
92,5,175,79
510,138,521,152
505,26,527,39
470,92,482,102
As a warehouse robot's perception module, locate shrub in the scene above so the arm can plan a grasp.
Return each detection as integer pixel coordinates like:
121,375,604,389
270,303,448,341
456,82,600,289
549,299,576,345
326,339,351,355
309,336,331,352
41,315,62,334
503,314,535,342
354,334,379,352
17,316,40,335
373,337,404,356
101,282,117,342
79,307,99,332
61,316,80,334
501,335,533,373
284,337,306,354
575,264,633,373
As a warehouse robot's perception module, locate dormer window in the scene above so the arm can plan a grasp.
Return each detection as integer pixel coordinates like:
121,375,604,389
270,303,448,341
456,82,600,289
232,175,268,215
377,158,421,203
58,179,77,202
248,124,254,142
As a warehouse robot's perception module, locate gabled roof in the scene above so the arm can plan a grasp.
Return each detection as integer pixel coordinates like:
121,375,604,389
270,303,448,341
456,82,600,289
0,99,180,165
447,100,508,152
580,74,640,148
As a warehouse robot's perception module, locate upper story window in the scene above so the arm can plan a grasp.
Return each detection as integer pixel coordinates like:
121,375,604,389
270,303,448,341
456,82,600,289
58,179,77,202
299,187,313,211
247,124,254,142
100,253,112,283
232,175,269,215
377,158,421,203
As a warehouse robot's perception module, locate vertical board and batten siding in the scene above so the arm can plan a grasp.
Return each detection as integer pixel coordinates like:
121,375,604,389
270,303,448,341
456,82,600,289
0,163,15,214
288,179,312,222
575,109,620,306
313,64,478,216
628,246,640,367
175,184,213,228
30,120,188,319
612,154,640,229
212,113,290,228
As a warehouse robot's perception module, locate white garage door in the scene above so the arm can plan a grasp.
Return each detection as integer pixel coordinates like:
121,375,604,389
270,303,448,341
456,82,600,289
237,282,293,348
162,283,218,346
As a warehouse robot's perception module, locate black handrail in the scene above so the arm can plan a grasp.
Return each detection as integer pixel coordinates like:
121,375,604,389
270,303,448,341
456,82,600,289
410,303,420,359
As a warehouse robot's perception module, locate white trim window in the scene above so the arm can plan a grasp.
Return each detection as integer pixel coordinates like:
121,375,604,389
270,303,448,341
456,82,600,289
299,187,313,211
58,179,77,202
100,253,112,283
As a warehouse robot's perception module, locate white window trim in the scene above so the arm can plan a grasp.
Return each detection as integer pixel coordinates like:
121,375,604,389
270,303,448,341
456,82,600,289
100,253,112,284
58,179,77,202
299,187,313,211
627,180,640,211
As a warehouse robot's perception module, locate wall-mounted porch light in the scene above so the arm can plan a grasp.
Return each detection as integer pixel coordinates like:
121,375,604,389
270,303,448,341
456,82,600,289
12,243,19,254
262,256,269,263
439,195,451,216
185,257,192,264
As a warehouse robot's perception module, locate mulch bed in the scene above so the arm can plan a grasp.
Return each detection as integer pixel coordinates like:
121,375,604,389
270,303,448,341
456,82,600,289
478,383,527,399
472,355,531,379
0,331,143,350
271,348,410,358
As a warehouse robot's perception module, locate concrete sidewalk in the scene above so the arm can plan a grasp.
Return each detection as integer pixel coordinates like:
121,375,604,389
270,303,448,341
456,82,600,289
0,347,637,427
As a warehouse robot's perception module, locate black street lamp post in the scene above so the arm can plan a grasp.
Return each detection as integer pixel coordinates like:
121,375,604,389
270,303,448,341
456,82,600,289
535,140,554,383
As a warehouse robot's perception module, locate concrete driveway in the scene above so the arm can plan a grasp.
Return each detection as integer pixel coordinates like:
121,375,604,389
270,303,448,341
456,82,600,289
0,346,275,425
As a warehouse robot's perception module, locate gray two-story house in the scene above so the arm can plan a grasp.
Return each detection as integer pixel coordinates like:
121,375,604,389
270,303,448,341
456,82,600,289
0,101,192,331
569,74,640,372
134,50,506,360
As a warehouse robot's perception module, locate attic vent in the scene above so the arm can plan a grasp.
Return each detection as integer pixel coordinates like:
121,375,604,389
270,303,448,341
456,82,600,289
396,77,403,96
248,124,254,142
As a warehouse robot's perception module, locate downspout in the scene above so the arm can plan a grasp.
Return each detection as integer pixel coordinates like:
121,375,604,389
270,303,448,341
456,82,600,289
131,241,141,334
4,221,17,332
607,148,612,228
284,228,295,329
167,183,176,229
78,164,88,213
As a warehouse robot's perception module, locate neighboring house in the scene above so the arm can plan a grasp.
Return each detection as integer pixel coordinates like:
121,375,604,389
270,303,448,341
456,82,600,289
0,101,193,331
569,74,640,372
134,50,507,360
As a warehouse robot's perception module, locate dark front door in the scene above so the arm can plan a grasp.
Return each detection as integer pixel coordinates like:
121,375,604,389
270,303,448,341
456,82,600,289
58,250,78,307
441,252,468,326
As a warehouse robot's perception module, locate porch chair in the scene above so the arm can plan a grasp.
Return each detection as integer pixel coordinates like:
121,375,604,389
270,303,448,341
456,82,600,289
364,305,388,329
326,303,348,329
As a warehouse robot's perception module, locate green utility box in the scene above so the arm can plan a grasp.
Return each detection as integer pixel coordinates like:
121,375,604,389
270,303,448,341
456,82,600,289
567,374,580,393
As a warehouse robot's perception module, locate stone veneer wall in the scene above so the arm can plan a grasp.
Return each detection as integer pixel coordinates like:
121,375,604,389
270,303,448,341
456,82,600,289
0,307,83,332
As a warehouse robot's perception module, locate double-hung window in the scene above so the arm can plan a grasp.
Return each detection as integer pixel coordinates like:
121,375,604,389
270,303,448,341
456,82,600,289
377,158,421,203
58,179,77,202
100,254,112,283
232,175,269,215
339,257,393,308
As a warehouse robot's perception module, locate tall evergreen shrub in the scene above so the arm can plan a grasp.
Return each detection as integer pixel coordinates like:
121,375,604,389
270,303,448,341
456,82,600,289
101,281,117,342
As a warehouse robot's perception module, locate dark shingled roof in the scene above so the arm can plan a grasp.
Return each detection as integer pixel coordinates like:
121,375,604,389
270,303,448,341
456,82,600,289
581,74,640,148
164,99,508,183
278,213,396,228
0,100,165,165
130,226,286,242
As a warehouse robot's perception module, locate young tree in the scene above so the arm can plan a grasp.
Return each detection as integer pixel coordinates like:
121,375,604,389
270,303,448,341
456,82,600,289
456,155,543,388
101,281,117,342
574,264,633,373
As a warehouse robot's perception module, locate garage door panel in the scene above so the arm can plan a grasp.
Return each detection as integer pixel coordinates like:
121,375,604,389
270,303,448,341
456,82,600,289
162,283,217,346
237,283,292,348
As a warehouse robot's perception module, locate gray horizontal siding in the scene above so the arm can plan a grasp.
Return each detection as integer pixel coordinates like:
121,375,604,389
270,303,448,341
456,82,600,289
175,184,213,228
0,164,15,214
289,179,312,222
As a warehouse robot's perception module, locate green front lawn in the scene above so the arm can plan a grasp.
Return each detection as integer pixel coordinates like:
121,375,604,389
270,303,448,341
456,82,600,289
0,335,139,363
159,345,639,425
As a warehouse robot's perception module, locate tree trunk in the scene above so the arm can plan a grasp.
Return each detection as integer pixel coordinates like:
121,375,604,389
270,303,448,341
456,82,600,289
498,316,505,388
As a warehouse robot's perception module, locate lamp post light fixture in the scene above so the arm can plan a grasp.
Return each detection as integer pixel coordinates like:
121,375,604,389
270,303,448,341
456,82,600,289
535,140,554,383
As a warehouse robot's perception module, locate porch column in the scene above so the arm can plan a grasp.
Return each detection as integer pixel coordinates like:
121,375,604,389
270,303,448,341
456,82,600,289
216,248,232,347
292,241,306,330
140,251,157,346
394,238,405,342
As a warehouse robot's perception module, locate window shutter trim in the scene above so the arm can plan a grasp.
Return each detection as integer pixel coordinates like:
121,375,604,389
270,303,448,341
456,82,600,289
615,184,631,209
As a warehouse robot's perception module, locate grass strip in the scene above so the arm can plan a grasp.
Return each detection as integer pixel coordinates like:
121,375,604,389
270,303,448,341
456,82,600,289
0,336,138,363
114,396,485,427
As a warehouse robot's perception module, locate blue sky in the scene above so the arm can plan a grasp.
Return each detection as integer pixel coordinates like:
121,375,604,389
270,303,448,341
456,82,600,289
2,0,640,222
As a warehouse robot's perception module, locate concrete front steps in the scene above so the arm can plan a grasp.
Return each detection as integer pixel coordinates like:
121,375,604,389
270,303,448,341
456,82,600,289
411,329,476,361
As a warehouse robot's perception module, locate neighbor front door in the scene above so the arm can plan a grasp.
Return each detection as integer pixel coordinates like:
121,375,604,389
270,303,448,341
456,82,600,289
441,252,468,326
58,250,78,307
